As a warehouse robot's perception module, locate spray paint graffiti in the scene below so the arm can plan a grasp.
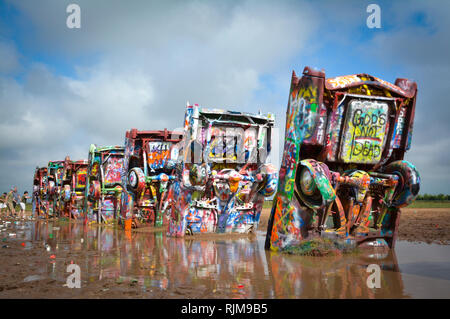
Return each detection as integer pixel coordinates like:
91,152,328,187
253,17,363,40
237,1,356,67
120,129,183,228
85,145,125,224
75,167,88,189
59,159,88,219
265,66,420,252
45,160,66,217
32,167,49,217
341,100,389,164
103,156,123,185
147,142,172,170
167,103,277,237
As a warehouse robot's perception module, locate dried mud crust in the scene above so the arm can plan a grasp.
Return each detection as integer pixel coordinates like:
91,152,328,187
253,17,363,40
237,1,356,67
396,208,450,244
258,207,450,245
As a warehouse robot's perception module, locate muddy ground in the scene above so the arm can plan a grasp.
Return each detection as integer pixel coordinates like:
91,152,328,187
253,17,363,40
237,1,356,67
257,207,450,245
0,207,449,298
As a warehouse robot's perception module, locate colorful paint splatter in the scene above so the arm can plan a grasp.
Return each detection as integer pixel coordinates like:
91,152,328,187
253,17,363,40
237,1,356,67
265,66,420,252
167,103,278,237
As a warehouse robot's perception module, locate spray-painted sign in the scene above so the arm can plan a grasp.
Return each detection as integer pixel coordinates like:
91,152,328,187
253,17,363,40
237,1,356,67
340,100,389,164
75,167,88,189
147,142,172,169
104,157,123,184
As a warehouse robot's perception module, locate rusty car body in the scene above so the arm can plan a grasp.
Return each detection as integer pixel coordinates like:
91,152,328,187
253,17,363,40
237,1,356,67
121,128,183,228
85,144,125,224
167,103,278,237
46,160,65,217
32,166,48,217
265,67,420,251
58,158,88,219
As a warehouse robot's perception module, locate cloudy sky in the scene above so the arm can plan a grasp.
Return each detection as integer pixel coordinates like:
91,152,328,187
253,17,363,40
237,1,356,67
0,0,449,194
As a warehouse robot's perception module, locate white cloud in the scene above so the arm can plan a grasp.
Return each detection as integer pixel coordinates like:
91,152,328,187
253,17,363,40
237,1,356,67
0,0,317,192
1,0,449,196
359,1,450,194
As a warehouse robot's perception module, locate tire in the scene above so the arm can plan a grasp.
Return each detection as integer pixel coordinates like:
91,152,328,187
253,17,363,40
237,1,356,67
128,167,145,192
257,163,278,197
295,160,334,209
382,160,420,208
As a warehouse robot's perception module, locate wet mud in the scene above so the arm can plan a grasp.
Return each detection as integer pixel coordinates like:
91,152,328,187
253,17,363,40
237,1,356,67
0,208,449,299
259,207,450,244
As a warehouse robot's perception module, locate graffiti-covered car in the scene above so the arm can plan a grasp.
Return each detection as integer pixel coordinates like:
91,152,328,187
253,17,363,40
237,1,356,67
168,103,277,237
46,160,65,217
59,158,88,219
32,166,48,217
85,144,125,224
121,128,183,228
266,67,420,251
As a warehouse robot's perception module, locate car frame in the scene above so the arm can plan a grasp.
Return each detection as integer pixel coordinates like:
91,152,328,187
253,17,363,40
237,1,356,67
85,144,125,224
59,158,88,219
46,160,66,217
265,67,420,251
167,103,278,237
121,128,183,228
32,166,48,217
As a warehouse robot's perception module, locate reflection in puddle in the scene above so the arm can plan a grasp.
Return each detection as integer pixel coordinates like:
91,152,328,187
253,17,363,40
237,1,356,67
8,220,450,298
23,274,45,283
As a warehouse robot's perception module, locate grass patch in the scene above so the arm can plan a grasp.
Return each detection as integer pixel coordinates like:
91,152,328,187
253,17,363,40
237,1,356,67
408,201,450,208
283,237,358,257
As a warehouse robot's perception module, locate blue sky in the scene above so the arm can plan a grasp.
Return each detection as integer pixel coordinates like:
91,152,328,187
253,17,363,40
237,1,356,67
0,0,449,195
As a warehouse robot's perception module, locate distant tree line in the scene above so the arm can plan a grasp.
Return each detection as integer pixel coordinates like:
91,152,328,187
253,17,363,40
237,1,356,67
416,194,450,201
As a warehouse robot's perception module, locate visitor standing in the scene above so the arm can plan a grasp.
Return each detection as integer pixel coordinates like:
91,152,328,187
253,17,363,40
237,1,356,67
5,188,15,216
20,191,30,219
0,192,7,215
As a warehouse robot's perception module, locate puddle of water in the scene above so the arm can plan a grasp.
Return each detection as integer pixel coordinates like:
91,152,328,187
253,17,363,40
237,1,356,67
5,219,450,298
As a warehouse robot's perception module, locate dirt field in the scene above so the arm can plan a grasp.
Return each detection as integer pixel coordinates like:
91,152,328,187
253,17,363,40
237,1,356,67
258,207,450,245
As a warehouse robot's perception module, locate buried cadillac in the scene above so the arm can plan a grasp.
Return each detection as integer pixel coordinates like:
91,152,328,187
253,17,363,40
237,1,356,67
59,157,88,219
85,145,125,224
167,103,278,237
121,129,183,228
32,166,48,217
45,160,65,217
265,67,420,251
